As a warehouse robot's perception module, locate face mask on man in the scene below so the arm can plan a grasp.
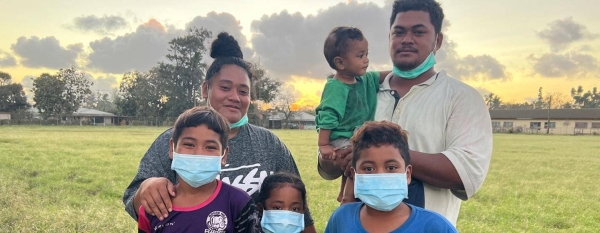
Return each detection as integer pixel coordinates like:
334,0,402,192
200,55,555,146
354,172,408,211
171,146,223,188
392,35,439,79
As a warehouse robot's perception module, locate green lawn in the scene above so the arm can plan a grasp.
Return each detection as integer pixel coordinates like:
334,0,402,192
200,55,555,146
0,126,598,232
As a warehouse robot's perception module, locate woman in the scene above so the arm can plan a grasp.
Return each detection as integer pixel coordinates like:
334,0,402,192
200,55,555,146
123,32,316,232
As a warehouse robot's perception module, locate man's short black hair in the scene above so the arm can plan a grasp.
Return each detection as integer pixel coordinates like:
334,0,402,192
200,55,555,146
390,0,445,34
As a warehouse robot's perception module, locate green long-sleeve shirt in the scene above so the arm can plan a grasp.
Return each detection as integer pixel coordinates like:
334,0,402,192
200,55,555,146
315,71,379,140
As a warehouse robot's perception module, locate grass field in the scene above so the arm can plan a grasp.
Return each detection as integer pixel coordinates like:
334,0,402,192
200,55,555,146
0,126,599,232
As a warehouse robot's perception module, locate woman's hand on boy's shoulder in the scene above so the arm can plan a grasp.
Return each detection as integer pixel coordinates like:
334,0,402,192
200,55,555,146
138,177,176,221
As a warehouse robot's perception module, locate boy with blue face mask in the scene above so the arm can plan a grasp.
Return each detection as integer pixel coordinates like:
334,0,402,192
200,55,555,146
138,106,259,233
324,121,457,233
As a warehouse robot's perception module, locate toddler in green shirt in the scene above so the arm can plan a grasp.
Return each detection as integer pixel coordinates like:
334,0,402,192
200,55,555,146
316,26,388,204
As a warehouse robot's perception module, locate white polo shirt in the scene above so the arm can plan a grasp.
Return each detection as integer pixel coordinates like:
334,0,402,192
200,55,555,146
375,71,493,224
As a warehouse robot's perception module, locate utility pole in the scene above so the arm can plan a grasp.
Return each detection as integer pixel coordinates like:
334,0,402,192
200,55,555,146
546,95,552,134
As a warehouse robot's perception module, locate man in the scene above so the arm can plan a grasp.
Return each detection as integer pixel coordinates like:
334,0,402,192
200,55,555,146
318,0,493,225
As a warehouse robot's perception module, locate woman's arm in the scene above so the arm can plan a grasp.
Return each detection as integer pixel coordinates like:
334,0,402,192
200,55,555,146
123,128,177,220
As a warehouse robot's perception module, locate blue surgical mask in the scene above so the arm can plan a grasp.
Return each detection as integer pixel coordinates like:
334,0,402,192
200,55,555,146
229,114,248,129
261,210,305,233
171,150,222,188
392,37,438,79
392,52,436,79
354,172,408,212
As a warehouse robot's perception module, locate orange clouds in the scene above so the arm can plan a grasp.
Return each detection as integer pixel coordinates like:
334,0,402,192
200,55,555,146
285,75,327,109
142,19,166,32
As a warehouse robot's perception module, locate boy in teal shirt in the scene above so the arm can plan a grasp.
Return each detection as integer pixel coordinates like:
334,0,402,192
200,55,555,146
324,121,457,233
316,26,388,204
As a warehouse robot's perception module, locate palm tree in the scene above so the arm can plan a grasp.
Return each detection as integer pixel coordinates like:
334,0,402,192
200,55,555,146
484,93,502,110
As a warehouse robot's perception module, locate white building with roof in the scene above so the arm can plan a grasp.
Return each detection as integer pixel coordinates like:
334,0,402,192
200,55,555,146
490,109,600,135
73,108,116,126
268,111,316,130
0,112,10,120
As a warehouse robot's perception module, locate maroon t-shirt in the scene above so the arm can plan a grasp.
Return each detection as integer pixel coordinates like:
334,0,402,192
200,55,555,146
138,180,259,233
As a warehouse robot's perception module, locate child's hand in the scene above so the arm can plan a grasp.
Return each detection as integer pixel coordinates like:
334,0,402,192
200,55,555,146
319,144,336,160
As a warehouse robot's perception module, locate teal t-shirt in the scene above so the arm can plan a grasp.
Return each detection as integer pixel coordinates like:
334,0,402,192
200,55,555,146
315,71,379,140
324,203,458,233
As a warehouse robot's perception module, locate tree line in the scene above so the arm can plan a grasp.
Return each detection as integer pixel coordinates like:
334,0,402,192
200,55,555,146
0,27,284,123
4,27,600,122
0,71,30,115
484,86,600,110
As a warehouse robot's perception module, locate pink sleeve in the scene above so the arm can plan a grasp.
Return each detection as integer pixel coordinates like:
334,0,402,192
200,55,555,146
138,205,151,232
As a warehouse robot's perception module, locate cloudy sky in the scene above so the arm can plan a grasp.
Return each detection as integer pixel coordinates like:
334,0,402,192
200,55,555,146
1,0,598,107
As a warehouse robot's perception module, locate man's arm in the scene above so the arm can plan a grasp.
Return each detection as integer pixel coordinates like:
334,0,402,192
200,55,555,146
123,128,176,220
317,145,353,180
408,151,463,190
317,155,343,180
411,87,493,200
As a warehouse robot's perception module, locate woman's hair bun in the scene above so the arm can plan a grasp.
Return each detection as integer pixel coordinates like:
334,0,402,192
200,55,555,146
210,32,243,59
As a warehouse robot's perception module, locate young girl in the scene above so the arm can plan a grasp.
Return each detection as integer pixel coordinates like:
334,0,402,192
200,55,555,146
257,173,307,233
137,106,259,233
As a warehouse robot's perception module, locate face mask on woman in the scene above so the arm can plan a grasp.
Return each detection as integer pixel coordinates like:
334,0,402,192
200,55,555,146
229,114,248,129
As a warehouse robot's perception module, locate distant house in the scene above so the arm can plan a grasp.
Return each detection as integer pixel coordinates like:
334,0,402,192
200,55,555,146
489,109,600,135
73,108,117,126
247,109,269,128
268,111,316,130
0,112,10,120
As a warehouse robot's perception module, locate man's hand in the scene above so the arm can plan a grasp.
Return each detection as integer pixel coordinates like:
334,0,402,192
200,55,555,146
334,145,353,176
135,177,176,220
317,144,353,180
319,144,336,160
